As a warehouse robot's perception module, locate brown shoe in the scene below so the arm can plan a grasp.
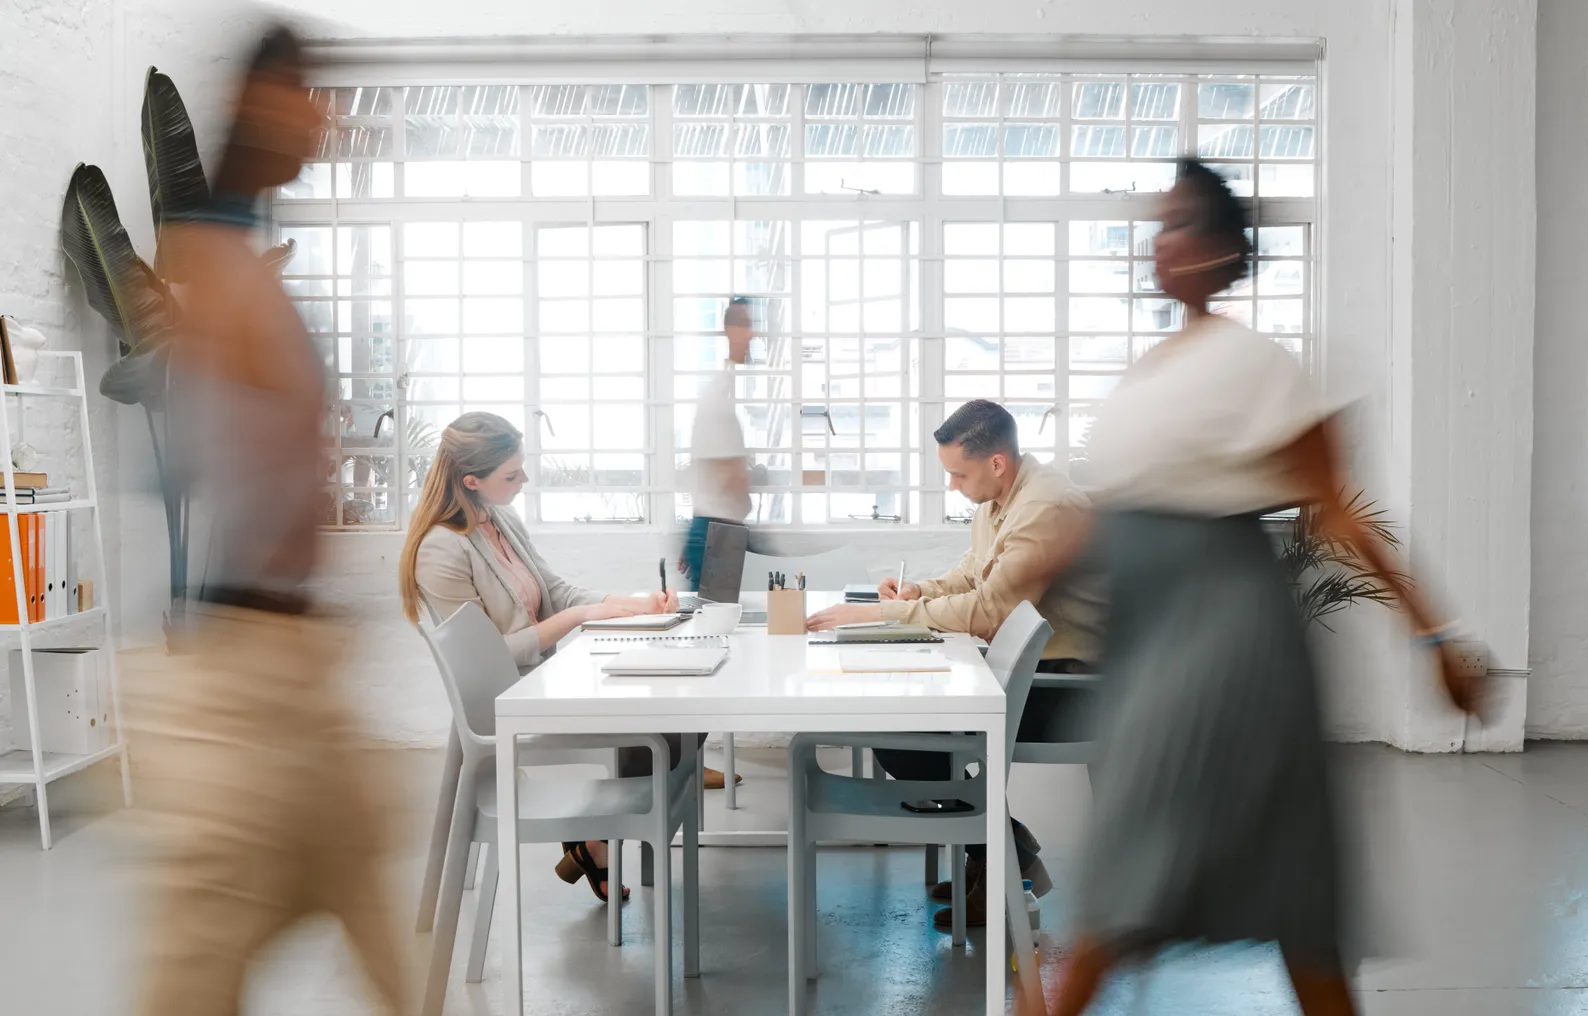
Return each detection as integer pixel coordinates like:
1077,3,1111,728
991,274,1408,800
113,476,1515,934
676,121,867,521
932,877,986,929
929,855,1051,901
929,858,985,901
702,767,742,790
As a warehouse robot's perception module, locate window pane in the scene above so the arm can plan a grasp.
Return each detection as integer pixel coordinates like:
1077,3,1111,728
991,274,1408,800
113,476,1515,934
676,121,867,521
1073,82,1125,119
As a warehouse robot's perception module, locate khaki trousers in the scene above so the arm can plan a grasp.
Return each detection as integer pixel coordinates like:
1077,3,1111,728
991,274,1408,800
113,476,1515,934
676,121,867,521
132,603,409,1016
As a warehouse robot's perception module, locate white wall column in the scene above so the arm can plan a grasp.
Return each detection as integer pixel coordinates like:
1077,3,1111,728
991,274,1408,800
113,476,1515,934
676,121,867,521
1390,0,1536,751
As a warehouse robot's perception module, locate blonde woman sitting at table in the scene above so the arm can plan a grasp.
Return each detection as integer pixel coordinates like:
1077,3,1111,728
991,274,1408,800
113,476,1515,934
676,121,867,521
398,411,719,903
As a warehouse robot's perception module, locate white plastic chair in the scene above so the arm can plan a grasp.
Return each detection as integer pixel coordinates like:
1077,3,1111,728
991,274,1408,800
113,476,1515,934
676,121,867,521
923,669,1098,888
418,602,701,1016
785,602,1052,1012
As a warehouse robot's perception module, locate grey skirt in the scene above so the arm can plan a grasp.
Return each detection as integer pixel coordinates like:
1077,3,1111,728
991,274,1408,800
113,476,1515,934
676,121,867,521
1076,509,1349,964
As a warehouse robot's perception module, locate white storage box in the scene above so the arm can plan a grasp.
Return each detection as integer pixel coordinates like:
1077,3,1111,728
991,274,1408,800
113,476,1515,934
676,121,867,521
7,648,112,755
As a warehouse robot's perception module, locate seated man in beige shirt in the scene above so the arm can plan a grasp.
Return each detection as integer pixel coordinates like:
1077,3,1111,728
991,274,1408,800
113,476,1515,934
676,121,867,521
808,399,1104,929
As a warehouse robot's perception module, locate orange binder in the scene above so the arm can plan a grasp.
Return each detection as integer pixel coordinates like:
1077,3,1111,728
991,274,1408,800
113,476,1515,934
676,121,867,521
0,520,21,624
0,517,39,626
27,516,41,623
31,515,43,623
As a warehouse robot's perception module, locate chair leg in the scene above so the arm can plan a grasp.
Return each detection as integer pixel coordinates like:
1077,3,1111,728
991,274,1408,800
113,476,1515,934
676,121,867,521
609,839,624,947
684,755,701,978
950,846,967,947
463,841,480,891
850,745,864,778
465,843,499,983
1006,825,1042,1006
417,728,463,932
422,768,478,1016
788,750,809,1013
804,841,818,978
642,841,655,887
696,743,707,832
654,834,674,1016
924,844,939,886
724,732,737,811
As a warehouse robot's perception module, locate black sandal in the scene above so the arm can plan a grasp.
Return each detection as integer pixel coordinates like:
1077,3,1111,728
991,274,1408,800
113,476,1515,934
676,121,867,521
554,842,629,902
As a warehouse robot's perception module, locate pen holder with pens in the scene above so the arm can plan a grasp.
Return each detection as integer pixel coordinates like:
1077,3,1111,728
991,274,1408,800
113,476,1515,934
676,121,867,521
766,587,807,635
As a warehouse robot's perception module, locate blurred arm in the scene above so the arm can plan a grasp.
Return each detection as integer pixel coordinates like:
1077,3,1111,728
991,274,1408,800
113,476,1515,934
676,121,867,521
1280,419,1442,633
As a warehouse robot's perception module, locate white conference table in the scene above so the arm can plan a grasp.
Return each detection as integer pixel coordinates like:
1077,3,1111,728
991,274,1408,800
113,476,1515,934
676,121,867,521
494,592,1011,1016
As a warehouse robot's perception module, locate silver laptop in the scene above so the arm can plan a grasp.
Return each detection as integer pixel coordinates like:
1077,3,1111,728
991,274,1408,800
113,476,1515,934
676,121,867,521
601,646,728,676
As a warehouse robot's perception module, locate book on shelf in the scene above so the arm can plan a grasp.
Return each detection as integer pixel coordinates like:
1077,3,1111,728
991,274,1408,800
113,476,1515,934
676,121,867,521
1,472,48,488
0,488,70,504
0,317,16,385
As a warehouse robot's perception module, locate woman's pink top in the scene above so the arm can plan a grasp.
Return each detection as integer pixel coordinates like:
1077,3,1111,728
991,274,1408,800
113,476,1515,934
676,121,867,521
477,517,542,620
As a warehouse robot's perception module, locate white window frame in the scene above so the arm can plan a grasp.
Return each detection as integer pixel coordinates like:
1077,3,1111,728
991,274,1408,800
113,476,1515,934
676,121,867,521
279,56,1320,533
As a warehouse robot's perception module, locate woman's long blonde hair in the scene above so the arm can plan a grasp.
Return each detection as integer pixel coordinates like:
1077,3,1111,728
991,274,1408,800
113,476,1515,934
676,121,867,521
399,411,523,625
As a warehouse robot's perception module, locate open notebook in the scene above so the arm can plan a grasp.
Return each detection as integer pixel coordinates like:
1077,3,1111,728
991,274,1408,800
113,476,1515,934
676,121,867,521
580,613,684,632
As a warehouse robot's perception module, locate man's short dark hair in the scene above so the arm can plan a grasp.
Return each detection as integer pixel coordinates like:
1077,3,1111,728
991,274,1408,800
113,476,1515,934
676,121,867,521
934,399,1019,460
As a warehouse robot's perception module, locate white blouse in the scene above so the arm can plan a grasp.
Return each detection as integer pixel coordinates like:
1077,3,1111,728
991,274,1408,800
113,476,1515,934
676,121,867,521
1084,315,1332,517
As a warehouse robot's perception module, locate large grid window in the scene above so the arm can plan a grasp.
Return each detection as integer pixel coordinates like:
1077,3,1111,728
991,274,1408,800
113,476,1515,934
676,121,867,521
279,69,1317,530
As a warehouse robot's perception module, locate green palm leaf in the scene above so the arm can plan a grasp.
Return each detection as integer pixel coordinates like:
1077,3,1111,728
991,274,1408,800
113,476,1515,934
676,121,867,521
60,163,173,359
142,68,209,281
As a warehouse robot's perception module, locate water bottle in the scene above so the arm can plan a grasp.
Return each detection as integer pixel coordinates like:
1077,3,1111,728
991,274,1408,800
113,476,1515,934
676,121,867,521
1022,878,1040,932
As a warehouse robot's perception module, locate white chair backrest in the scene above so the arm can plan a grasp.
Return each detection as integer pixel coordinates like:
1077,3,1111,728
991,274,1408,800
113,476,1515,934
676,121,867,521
982,601,1052,773
422,601,524,754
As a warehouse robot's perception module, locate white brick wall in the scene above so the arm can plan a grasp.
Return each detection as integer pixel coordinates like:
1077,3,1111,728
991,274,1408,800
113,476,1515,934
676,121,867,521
0,1,120,754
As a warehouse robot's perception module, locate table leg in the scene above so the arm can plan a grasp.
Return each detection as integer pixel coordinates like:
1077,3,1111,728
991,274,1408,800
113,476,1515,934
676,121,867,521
498,726,524,1016
984,722,1007,1016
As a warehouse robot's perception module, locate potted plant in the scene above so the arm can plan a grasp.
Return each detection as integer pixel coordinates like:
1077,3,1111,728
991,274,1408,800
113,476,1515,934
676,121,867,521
1279,491,1406,630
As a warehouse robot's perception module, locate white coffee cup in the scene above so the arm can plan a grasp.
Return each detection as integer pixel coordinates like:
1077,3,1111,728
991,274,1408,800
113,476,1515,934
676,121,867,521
693,602,743,635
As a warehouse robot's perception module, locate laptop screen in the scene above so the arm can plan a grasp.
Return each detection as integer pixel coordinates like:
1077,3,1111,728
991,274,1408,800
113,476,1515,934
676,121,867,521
698,521,749,604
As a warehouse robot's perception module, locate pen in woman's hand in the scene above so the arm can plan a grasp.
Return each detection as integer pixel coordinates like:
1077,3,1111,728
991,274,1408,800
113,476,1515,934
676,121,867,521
659,556,667,595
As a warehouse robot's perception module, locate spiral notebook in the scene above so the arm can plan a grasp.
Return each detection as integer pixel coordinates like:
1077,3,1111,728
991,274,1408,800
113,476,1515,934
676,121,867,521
587,635,729,655
580,613,684,632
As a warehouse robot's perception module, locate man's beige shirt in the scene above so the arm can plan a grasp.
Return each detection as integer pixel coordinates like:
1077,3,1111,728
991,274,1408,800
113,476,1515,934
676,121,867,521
879,454,1103,661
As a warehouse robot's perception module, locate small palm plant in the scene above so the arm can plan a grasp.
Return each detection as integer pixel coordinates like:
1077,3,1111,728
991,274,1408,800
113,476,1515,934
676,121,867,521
1279,491,1406,631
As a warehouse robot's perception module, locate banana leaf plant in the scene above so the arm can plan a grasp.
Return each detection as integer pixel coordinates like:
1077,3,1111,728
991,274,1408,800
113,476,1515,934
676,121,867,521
61,67,293,649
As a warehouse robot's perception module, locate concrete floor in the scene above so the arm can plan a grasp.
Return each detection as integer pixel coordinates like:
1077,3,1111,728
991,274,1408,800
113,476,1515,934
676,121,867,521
1,741,1585,1015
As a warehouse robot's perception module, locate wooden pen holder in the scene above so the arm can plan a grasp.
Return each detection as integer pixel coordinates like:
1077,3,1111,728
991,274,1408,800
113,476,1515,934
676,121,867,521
766,588,808,635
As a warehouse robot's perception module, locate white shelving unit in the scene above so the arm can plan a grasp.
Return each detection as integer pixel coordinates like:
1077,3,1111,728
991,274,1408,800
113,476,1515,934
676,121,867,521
0,351,131,848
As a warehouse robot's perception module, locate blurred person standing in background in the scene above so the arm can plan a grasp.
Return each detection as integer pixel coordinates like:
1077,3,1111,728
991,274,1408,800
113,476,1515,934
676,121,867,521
680,296,755,588
130,26,408,1016
1043,158,1485,1016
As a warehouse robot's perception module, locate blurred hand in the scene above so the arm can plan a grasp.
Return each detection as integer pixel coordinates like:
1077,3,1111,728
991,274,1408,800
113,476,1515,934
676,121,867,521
646,590,679,614
1435,641,1493,719
806,604,884,631
878,579,922,601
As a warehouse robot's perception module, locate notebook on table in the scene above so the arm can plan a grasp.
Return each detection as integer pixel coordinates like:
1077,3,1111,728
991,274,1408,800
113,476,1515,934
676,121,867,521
587,635,730,655
580,613,685,632
839,648,952,673
601,646,728,676
808,623,943,645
